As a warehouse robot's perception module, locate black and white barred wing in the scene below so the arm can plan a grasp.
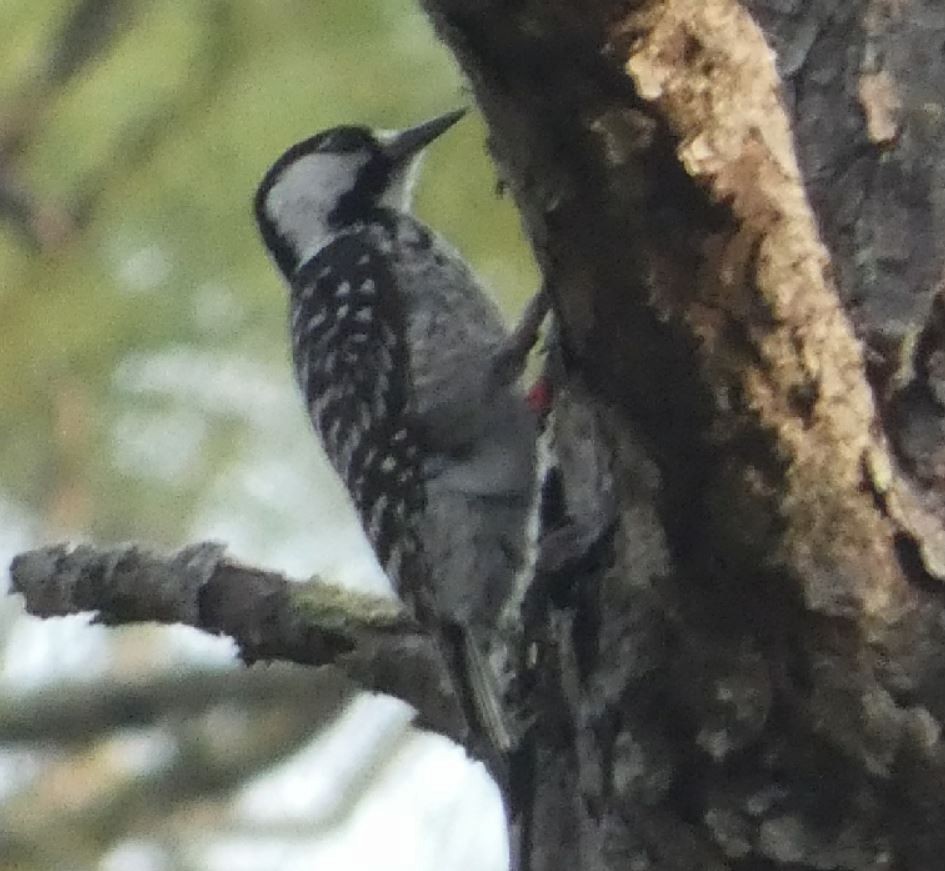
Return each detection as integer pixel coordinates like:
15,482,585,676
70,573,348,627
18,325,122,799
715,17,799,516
289,233,423,586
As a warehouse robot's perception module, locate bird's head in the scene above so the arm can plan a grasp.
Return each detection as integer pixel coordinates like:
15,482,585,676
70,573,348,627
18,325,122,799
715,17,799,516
254,108,466,278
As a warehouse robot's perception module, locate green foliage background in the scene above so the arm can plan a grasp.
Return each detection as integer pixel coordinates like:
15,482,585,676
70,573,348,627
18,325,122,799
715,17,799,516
0,5,534,867
0,0,537,555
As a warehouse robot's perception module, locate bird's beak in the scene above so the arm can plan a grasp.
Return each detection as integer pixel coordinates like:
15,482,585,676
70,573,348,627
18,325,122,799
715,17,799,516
382,108,467,164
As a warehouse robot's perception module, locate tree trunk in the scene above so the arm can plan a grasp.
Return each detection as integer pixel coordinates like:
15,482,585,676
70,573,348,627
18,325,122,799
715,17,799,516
418,1,945,868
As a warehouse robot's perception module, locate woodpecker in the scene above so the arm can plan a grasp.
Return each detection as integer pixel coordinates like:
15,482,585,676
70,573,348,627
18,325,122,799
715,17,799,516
253,110,543,761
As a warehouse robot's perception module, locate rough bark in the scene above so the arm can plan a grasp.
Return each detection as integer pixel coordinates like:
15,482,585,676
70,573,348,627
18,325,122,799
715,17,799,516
418,1,945,869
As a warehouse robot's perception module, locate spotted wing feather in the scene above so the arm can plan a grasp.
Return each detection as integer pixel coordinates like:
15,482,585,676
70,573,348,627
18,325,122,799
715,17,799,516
290,233,422,585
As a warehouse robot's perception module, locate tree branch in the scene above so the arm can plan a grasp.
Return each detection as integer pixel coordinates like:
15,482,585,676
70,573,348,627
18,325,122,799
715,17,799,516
0,665,350,746
1,694,336,868
8,542,467,745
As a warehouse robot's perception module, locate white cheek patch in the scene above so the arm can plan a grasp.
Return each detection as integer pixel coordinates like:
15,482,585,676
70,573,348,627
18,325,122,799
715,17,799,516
266,152,369,262
380,152,424,212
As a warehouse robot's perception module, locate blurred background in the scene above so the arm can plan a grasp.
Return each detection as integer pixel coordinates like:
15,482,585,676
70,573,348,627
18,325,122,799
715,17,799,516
0,1,537,869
